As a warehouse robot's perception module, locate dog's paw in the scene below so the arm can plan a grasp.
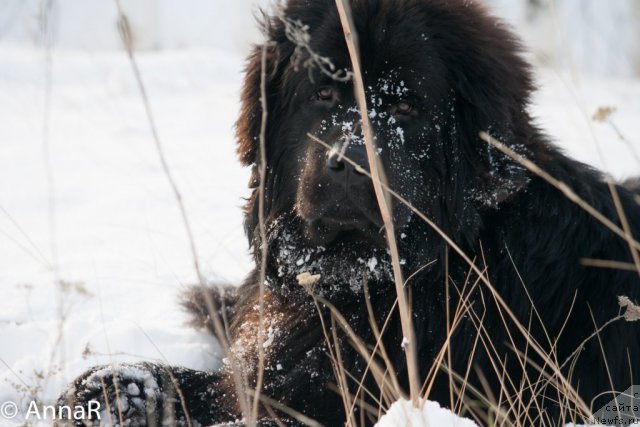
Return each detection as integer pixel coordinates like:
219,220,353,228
56,362,182,427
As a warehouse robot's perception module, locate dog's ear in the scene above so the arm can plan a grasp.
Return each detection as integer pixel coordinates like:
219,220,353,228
235,42,281,168
437,5,535,208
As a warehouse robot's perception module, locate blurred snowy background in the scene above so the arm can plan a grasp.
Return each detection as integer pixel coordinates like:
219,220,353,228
0,1,639,425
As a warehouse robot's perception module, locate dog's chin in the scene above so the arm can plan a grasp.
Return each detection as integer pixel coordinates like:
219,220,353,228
303,216,385,248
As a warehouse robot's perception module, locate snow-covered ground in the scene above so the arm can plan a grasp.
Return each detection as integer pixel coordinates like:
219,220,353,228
374,400,640,427
0,9,639,427
0,46,252,425
376,399,479,427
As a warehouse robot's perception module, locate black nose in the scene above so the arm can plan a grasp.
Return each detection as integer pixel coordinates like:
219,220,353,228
326,145,370,189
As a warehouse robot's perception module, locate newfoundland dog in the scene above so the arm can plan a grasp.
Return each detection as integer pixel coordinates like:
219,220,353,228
58,0,640,425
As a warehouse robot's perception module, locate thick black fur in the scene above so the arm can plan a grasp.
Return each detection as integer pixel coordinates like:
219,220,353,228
58,1,640,426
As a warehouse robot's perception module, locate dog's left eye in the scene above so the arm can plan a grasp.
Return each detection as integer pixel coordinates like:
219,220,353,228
316,87,334,101
393,101,414,115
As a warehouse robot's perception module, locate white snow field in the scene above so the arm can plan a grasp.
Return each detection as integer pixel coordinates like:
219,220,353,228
0,2,639,427
0,46,252,425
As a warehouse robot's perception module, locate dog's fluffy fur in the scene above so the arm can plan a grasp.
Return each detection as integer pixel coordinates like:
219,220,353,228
58,1,640,425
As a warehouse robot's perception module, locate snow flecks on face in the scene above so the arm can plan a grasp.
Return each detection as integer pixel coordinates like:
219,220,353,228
268,218,394,298
376,70,410,99
313,69,427,169
340,120,354,133
329,110,366,147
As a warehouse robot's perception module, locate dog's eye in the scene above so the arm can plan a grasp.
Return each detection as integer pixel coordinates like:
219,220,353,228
316,87,334,101
394,101,414,115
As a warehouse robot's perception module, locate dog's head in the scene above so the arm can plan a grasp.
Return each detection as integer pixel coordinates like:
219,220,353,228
237,0,537,284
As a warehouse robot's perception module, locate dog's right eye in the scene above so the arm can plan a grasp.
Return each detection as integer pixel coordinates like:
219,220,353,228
316,87,334,101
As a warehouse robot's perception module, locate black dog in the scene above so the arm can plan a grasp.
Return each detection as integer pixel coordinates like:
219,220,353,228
58,0,640,425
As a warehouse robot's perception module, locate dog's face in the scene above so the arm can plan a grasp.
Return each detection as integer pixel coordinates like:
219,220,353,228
237,0,535,286
294,64,447,247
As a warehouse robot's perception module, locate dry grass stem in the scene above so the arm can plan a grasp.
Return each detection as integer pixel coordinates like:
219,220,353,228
333,0,420,405
113,1,249,421
305,288,400,403
607,179,640,277
250,40,272,427
581,258,640,271
246,389,323,427
331,316,358,427
276,7,351,83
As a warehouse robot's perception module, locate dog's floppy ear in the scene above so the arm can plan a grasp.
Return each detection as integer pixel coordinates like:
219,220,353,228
235,43,280,168
437,5,535,208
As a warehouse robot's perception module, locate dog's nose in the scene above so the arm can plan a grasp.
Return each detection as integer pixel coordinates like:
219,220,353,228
326,146,370,189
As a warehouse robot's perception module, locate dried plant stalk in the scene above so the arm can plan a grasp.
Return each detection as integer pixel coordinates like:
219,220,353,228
333,0,420,406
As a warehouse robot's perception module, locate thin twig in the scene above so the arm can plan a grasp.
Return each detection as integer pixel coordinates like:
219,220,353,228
39,0,58,274
1,206,53,268
558,314,624,371
250,41,271,426
333,0,420,405
581,258,640,271
331,316,358,427
276,8,351,83
247,389,323,427
113,1,250,420
606,179,640,278
96,272,125,426
137,326,192,427
39,0,67,408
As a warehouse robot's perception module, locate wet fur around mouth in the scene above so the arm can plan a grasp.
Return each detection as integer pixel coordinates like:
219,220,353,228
57,1,640,426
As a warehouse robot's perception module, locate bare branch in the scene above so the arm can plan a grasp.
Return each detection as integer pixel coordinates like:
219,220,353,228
333,0,420,406
250,41,272,426
276,8,351,83
113,1,250,421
